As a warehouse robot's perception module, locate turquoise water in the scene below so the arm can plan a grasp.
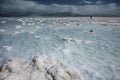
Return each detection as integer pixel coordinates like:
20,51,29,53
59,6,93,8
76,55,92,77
0,18,120,80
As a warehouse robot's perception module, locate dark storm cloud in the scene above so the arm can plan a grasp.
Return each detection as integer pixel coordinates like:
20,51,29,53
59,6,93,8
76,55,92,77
27,0,120,5
0,0,120,16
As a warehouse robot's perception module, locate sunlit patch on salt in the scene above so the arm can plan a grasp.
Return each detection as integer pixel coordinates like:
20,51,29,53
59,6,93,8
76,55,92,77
14,31,21,34
0,29,6,32
17,19,24,22
41,23,44,26
39,20,43,23
84,41,92,44
53,22,56,24
3,46,13,51
22,22,26,25
15,25,22,29
34,35,40,39
0,21,6,24
29,31,34,34
49,25,53,28
35,26,40,29
28,23,34,25
63,48,71,56
66,23,71,27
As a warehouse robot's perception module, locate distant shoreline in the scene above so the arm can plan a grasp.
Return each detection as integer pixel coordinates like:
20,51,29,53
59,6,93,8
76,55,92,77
0,16,120,18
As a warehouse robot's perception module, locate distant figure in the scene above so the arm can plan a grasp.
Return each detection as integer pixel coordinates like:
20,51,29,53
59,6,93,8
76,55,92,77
90,30,93,32
90,15,92,20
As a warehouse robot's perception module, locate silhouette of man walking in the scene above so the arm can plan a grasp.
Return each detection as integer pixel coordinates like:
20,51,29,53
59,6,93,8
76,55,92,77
90,15,92,20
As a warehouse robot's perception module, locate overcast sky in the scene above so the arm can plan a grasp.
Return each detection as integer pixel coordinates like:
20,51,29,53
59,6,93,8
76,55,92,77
0,0,120,16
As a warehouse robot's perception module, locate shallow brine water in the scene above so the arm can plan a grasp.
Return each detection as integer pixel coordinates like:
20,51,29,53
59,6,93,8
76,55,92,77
0,17,120,80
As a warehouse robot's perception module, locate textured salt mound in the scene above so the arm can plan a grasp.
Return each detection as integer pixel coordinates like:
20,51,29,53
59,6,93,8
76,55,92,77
62,37,82,43
0,55,81,80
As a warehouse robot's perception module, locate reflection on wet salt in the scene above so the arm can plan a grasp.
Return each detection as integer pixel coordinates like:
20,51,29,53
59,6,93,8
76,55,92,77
3,46,13,51
0,29,6,32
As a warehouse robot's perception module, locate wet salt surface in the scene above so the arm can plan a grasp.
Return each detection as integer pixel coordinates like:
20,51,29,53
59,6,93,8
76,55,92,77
0,17,120,80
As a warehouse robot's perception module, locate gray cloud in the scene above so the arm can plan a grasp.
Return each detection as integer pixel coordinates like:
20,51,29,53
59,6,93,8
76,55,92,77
83,0,93,4
96,1,103,4
0,0,120,16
